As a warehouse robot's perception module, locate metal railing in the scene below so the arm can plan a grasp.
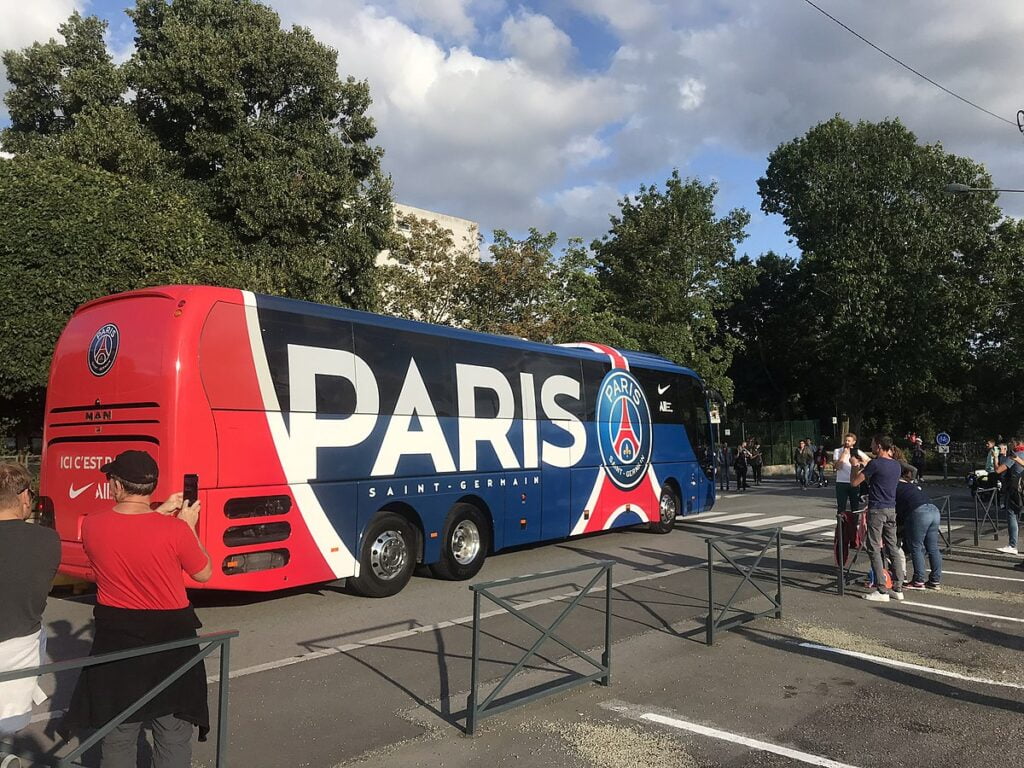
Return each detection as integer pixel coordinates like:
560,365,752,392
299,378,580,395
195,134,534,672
973,486,1000,545
705,528,782,646
834,511,865,597
0,630,237,767
466,562,612,735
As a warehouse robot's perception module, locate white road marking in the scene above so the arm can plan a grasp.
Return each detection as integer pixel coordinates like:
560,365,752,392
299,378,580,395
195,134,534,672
798,642,1024,690
638,712,861,768
782,519,835,533
682,512,763,524
732,515,803,528
943,569,1024,582
901,601,1024,624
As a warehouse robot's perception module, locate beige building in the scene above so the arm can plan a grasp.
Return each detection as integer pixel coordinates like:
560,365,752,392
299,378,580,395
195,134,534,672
378,203,481,265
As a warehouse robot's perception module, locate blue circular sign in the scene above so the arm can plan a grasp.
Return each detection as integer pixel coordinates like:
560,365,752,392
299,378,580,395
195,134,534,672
936,432,951,446
88,323,119,377
596,369,653,490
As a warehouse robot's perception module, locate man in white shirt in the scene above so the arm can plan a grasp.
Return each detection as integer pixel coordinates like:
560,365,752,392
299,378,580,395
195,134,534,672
834,433,869,515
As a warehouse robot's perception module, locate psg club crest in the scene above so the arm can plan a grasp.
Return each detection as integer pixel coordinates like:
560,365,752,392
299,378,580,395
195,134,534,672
596,369,652,490
88,323,119,377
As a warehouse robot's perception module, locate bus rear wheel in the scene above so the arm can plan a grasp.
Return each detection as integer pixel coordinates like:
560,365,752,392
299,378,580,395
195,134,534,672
651,485,679,534
348,512,416,598
430,503,489,581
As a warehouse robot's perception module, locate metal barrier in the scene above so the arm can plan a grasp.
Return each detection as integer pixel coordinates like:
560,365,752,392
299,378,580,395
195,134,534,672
834,511,866,597
973,486,999,545
466,561,612,735
705,528,782,646
0,630,237,767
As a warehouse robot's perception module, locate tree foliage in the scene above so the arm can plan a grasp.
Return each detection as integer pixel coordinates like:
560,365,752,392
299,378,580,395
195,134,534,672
752,115,1005,435
593,170,752,398
0,0,393,432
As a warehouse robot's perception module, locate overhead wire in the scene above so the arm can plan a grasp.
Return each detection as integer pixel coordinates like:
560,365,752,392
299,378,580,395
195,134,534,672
800,0,1015,128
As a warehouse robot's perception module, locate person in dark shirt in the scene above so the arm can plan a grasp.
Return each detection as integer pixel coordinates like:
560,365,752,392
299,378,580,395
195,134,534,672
0,462,61,737
896,471,942,590
851,434,906,601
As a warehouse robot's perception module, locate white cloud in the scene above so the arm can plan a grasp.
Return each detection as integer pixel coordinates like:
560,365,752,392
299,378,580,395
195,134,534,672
0,0,81,120
276,1,624,233
500,9,572,73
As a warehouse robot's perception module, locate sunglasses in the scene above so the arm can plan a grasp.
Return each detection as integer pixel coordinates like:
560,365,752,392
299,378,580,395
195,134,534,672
19,486,36,502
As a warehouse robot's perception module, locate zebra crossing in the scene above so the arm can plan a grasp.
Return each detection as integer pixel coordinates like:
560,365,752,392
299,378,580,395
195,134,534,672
677,508,967,539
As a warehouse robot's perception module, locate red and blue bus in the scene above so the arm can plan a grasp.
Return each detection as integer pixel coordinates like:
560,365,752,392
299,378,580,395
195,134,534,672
39,286,716,596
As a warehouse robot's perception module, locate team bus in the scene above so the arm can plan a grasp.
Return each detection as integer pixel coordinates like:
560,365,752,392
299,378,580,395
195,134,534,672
39,286,717,597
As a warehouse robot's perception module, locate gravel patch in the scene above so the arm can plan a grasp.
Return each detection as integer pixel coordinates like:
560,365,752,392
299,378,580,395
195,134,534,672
537,718,700,768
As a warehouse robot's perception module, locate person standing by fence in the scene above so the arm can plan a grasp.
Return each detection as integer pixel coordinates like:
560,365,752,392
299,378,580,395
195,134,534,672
851,435,906,602
793,440,813,490
718,443,733,492
734,442,751,491
994,442,1024,557
749,439,763,486
0,462,61,740
60,451,213,768
896,470,942,590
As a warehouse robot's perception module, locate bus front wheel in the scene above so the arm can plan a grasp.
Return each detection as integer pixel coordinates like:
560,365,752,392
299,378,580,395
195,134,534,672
430,503,490,581
651,485,679,534
349,512,417,597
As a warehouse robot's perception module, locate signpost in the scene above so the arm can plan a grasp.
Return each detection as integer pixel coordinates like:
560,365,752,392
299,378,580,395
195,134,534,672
936,432,951,479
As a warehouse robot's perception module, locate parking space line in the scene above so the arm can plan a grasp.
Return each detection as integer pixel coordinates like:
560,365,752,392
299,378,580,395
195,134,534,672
943,569,1024,582
798,642,1024,690
638,712,861,768
901,601,1024,623
732,515,803,527
680,512,762,524
783,519,835,533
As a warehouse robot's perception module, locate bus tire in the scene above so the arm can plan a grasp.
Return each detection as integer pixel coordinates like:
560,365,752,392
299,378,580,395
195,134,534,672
651,485,679,534
348,512,416,598
429,503,489,581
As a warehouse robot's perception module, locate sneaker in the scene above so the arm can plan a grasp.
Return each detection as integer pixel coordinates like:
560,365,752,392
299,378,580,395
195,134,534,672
864,591,890,602
891,590,905,601
997,545,1019,555
925,581,941,590
904,581,926,590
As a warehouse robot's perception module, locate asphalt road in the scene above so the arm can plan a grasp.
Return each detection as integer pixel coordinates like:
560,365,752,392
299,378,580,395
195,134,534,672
9,478,1024,768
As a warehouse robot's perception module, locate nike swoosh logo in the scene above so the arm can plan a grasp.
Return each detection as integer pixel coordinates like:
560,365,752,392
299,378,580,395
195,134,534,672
657,384,671,395
69,483,94,500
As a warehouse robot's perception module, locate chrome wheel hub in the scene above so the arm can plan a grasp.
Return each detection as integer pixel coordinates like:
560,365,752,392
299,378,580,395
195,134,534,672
660,492,677,524
451,520,481,565
370,530,408,580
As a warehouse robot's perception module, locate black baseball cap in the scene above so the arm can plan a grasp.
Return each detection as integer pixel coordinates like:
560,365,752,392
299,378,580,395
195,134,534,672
101,450,159,485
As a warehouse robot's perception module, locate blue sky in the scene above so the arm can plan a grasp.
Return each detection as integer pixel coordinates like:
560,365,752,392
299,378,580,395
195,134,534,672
5,0,1023,262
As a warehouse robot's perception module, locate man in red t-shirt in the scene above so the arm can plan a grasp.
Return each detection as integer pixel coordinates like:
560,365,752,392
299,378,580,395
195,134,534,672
62,450,211,768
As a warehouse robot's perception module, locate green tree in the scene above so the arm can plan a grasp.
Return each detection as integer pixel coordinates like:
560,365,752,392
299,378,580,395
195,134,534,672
378,213,480,325
592,170,752,398
2,0,392,308
723,252,806,420
0,154,249,436
758,116,1003,434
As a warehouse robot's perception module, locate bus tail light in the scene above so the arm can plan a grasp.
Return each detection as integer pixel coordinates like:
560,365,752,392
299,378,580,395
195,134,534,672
223,522,291,547
222,549,289,575
224,495,292,519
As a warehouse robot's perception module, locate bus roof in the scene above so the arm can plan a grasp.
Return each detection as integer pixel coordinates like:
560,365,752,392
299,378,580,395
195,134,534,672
76,285,704,381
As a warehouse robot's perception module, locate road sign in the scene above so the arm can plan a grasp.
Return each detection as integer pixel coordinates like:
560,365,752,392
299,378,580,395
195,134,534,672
710,407,721,424
831,416,838,425
724,429,731,437
937,445,949,454
936,432,951,446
